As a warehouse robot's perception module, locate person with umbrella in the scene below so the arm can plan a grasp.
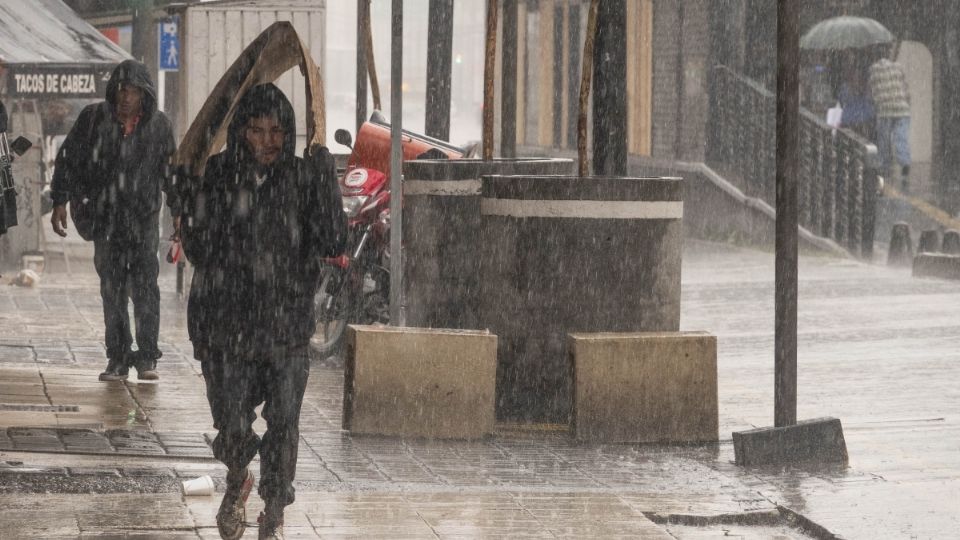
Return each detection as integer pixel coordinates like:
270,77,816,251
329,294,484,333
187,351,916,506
833,49,875,140
868,43,912,193
802,16,909,189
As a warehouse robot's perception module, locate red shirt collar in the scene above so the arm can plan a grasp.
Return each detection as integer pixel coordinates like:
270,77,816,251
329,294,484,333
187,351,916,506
120,112,142,137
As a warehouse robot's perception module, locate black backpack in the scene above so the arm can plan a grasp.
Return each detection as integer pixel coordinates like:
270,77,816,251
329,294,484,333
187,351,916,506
69,191,103,241
65,105,112,241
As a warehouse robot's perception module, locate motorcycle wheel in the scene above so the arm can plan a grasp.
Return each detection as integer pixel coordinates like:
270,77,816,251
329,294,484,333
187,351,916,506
362,265,391,326
310,267,350,360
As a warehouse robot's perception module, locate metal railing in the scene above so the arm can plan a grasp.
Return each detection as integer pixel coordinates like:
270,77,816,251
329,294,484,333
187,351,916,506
707,66,879,259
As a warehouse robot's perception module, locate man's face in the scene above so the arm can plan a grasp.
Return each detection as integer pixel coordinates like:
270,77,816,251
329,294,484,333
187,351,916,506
116,82,143,118
244,114,284,166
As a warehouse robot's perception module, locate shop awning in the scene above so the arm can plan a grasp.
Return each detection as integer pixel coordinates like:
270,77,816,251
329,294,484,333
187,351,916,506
0,0,131,98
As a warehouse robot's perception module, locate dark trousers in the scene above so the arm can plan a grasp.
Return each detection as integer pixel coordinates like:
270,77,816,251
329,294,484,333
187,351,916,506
201,346,310,507
93,227,160,364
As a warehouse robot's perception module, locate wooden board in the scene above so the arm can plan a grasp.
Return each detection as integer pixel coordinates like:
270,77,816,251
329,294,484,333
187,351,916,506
628,0,653,156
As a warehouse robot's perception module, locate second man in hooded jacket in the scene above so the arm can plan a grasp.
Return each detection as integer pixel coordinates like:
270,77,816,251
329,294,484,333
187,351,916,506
50,59,178,382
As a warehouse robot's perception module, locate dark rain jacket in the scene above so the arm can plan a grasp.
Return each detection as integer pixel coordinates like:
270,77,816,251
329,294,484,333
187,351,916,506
181,83,346,358
51,60,177,241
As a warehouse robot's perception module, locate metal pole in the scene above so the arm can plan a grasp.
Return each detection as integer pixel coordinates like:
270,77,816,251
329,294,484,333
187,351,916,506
389,0,404,326
500,0,518,158
775,0,799,428
356,0,369,134
131,0,157,71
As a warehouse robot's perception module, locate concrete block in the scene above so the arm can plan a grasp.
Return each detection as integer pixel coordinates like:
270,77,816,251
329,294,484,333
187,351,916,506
942,230,960,255
918,229,941,253
733,417,848,466
569,331,718,443
888,222,913,266
912,253,960,280
343,325,497,439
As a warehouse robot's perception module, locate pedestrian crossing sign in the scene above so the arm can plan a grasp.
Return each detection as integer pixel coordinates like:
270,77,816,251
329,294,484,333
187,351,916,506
159,17,180,72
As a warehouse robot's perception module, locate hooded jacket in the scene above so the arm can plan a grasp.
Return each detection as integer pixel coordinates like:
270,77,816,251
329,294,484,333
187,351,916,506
51,60,177,240
181,83,346,356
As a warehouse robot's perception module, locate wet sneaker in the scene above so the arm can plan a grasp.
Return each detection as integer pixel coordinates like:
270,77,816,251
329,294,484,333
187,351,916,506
257,508,284,540
98,358,129,382
217,468,254,540
136,366,160,381
132,351,161,381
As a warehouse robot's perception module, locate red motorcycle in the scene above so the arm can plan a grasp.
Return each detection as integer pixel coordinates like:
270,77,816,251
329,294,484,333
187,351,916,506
311,112,467,359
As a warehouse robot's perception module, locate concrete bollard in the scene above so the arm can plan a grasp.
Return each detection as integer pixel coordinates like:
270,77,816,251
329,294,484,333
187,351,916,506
733,417,848,466
569,332,718,443
887,222,913,266
480,175,683,423
912,253,960,280
942,230,960,255
402,159,574,330
918,229,941,254
342,325,497,439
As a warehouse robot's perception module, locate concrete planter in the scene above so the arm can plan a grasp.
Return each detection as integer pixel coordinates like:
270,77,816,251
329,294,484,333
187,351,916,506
569,331,718,443
479,175,683,422
402,158,574,330
342,325,497,439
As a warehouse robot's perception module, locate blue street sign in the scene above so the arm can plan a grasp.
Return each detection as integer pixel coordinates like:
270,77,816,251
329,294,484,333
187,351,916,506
159,17,180,72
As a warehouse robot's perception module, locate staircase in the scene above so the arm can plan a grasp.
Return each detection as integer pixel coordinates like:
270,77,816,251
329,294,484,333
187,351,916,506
706,66,880,260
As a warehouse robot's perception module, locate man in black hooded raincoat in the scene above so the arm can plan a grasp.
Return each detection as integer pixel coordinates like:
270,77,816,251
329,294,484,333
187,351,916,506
180,83,345,540
50,60,178,381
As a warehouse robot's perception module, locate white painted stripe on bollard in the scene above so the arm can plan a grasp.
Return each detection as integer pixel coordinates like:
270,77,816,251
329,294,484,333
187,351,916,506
405,180,482,196
480,198,683,219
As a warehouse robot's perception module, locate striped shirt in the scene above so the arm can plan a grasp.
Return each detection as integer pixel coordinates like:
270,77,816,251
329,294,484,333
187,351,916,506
868,58,911,118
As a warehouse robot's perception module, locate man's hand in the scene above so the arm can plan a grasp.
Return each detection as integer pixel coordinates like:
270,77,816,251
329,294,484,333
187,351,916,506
51,205,68,237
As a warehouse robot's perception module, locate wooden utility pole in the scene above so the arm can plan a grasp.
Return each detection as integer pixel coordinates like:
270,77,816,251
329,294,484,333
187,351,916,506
356,0,369,132
482,0,498,160
364,1,382,111
577,0,600,176
592,0,627,176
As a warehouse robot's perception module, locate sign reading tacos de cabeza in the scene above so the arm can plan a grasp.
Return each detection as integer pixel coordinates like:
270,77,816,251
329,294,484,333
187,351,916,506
7,66,113,98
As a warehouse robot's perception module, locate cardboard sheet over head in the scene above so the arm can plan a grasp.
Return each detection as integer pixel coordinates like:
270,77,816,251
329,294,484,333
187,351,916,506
173,21,326,179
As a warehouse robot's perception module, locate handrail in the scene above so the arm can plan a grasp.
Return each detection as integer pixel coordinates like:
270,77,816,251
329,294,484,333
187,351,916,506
707,65,879,259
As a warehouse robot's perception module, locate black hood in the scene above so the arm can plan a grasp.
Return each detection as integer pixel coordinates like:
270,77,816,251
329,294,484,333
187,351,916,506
226,83,297,169
105,59,158,119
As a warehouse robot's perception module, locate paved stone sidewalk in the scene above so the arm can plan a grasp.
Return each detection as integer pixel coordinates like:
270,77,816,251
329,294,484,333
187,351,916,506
0,427,209,456
0,491,819,539
3,242,959,538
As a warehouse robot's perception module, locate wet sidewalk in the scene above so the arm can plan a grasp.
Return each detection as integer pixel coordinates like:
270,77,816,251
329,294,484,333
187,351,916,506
1,241,958,538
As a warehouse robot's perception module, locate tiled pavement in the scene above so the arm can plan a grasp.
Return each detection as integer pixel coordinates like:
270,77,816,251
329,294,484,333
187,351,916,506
2,242,959,538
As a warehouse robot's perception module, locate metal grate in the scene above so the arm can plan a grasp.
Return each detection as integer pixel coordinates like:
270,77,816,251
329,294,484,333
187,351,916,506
0,403,80,412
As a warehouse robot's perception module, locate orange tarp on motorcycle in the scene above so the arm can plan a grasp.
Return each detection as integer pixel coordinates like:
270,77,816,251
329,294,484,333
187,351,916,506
172,21,325,178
